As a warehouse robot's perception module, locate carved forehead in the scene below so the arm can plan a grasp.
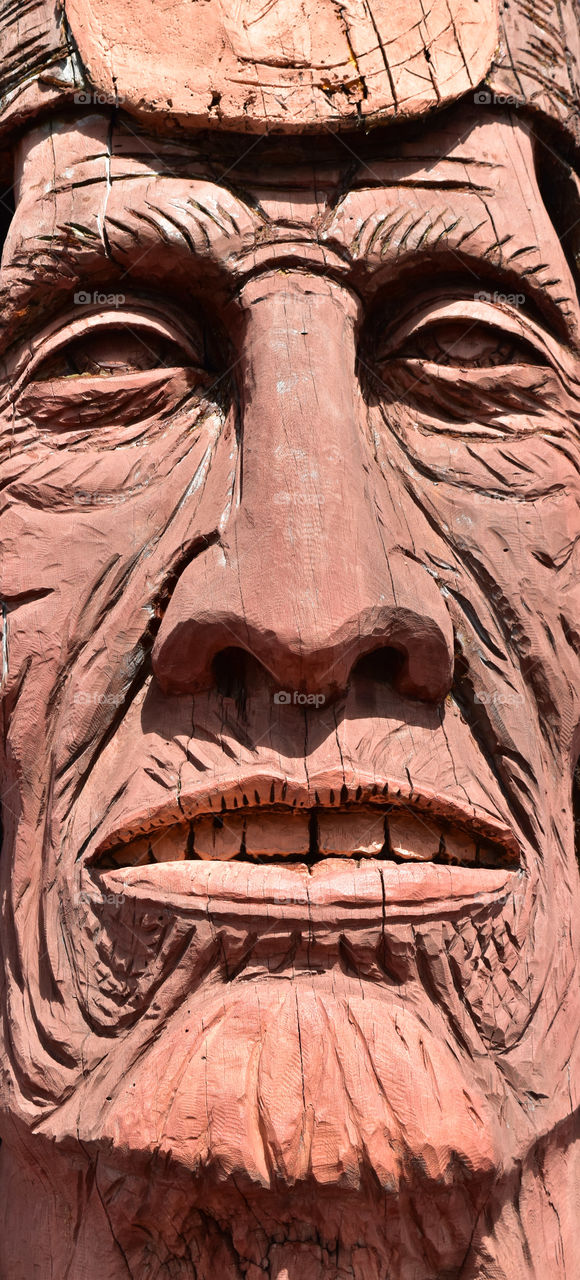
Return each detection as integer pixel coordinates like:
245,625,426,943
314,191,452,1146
8,107,544,204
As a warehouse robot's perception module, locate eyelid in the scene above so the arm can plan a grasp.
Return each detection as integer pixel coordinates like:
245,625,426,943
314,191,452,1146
9,304,204,398
16,366,204,433
377,297,556,362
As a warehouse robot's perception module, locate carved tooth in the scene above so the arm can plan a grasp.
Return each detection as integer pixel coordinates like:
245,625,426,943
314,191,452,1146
105,835,153,868
317,810,385,856
477,840,503,868
442,830,477,864
103,825,190,867
387,811,441,861
193,816,242,860
147,824,188,862
241,811,311,858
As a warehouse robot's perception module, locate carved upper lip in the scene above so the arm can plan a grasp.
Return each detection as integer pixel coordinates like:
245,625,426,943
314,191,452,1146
88,769,520,865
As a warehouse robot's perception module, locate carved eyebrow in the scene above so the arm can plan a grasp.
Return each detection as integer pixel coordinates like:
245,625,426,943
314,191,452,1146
321,187,579,344
0,172,578,357
0,181,263,354
342,158,498,197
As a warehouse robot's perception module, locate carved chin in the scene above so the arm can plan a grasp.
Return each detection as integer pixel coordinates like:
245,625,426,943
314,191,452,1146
89,978,500,1193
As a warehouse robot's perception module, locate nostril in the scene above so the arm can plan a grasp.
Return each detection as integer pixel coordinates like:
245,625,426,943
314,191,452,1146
212,647,250,701
352,646,406,688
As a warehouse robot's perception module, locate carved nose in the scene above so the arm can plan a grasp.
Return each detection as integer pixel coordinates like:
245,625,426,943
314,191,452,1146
152,541,454,702
152,273,454,703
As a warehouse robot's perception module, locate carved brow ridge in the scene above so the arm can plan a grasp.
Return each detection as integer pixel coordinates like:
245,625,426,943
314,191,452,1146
0,209,575,353
0,217,559,282
346,178,496,194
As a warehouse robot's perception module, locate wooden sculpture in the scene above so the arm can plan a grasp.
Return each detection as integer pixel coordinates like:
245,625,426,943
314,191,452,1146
0,1,580,1275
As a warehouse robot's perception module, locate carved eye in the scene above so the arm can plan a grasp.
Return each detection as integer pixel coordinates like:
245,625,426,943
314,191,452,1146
13,308,214,436
35,326,196,380
380,302,549,372
15,305,209,393
398,320,536,368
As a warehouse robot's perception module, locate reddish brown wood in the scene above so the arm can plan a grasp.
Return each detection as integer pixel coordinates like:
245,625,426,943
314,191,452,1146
63,0,501,131
0,3,580,1278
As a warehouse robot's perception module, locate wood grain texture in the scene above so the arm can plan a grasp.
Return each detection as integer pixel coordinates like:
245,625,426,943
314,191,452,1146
490,0,580,144
62,0,501,131
0,0,81,128
0,6,579,1280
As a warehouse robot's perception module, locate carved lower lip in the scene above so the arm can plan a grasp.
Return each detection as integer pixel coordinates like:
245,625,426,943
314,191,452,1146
92,859,521,924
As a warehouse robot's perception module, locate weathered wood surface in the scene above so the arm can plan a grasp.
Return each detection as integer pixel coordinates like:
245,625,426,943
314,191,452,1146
0,0,580,143
0,3,579,1279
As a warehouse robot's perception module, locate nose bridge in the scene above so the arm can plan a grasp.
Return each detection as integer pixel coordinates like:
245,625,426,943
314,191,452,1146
237,272,363,527
231,271,404,666
152,270,455,701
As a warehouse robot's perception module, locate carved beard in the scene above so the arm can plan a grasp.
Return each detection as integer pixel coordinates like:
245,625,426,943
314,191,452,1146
53,966,500,1278
93,971,501,1189
0,803,524,1280
1,867,574,1278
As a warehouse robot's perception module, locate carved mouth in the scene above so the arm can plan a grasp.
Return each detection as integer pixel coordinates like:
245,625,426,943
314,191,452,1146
96,803,517,872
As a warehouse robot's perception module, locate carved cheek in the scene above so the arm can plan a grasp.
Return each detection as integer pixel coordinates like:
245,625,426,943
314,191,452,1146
364,373,580,764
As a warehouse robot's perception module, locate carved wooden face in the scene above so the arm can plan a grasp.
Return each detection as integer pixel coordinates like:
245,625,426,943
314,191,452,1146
1,104,580,1275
